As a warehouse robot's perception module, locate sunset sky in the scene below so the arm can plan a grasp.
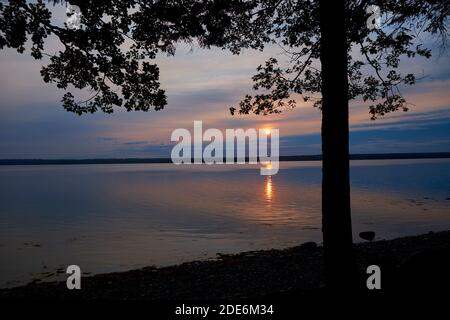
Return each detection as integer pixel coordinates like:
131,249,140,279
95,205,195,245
0,6,449,159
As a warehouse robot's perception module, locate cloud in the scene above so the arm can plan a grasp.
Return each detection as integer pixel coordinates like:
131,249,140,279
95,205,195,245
0,7,449,158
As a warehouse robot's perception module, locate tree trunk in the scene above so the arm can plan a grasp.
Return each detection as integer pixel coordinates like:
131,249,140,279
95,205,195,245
319,0,358,289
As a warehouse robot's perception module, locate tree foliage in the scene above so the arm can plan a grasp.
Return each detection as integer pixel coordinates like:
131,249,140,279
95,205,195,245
0,0,448,117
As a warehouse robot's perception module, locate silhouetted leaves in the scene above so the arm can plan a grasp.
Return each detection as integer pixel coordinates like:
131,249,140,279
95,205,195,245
0,0,448,117
230,0,448,119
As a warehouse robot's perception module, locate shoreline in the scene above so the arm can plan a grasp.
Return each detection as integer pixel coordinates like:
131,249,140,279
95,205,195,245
1,152,450,166
1,230,450,300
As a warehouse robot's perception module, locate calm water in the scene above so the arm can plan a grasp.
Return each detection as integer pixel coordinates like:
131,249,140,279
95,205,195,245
0,159,449,287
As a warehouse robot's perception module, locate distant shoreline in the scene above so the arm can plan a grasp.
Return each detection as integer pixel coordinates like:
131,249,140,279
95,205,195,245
0,152,449,166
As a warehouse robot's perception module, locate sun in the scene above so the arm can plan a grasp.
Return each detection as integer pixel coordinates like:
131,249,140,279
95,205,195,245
264,128,271,135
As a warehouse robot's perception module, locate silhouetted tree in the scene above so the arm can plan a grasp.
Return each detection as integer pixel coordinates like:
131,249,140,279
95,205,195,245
1,0,448,288
318,0,356,289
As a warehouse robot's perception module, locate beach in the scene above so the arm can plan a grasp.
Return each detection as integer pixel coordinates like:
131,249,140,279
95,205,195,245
2,230,449,300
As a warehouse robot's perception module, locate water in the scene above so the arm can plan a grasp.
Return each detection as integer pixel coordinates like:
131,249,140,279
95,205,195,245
0,159,449,287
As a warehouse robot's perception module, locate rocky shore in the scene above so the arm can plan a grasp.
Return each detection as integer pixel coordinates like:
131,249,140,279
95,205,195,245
1,231,449,300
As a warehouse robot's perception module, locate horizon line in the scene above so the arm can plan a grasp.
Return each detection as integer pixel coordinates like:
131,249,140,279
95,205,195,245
1,152,450,166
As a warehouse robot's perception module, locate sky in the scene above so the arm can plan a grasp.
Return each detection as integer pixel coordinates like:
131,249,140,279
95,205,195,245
0,5,449,159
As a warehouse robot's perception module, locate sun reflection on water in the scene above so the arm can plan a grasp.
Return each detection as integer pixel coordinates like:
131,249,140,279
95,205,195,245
265,175,273,203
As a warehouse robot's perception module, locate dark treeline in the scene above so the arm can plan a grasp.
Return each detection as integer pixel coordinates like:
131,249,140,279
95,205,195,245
1,152,449,166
